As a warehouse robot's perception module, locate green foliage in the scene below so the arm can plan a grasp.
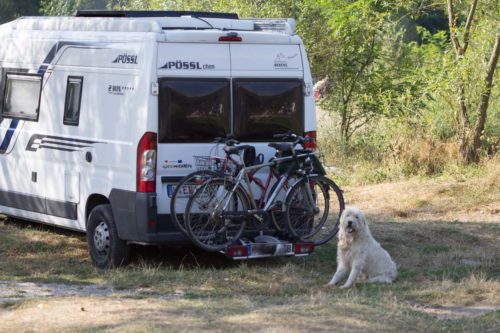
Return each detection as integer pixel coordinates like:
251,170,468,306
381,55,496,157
3,0,499,178
40,0,120,16
0,0,40,23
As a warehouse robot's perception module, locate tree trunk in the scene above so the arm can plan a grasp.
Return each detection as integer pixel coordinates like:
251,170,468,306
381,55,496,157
457,83,471,158
446,0,498,164
463,34,500,163
340,105,348,143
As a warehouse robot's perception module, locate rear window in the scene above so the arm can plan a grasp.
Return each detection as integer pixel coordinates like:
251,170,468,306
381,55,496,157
233,79,303,141
158,78,230,143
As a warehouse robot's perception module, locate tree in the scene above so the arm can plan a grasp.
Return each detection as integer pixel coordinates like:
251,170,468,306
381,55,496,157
446,0,500,163
40,0,117,16
310,1,429,143
0,0,40,24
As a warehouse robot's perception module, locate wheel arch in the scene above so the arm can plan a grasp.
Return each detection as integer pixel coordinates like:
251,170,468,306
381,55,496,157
85,194,110,229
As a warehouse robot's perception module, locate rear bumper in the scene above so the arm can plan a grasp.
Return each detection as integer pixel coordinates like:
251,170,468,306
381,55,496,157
109,189,188,244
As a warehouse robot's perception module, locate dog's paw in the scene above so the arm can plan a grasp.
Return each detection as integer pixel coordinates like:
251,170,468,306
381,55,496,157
340,284,352,289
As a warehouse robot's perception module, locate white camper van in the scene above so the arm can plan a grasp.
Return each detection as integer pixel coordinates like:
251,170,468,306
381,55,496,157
0,11,317,267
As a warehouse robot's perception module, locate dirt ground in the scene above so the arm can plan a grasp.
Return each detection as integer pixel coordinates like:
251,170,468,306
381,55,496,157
0,174,498,333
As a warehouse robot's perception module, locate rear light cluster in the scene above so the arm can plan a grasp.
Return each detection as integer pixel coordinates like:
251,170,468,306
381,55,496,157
227,245,248,258
137,132,157,193
294,242,315,254
304,131,317,150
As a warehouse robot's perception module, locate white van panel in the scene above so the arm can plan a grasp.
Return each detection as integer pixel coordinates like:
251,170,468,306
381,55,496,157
157,43,230,77
156,143,218,214
65,172,80,203
56,44,143,69
230,44,303,73
1,38,55,65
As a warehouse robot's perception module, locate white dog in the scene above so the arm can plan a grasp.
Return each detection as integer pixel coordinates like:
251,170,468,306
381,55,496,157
328,206,397,288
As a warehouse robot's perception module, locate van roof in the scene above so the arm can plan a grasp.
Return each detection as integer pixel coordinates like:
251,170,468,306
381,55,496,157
6,11,296,36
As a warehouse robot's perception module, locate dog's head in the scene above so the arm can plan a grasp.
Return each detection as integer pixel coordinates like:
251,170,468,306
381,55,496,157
339,206,369,238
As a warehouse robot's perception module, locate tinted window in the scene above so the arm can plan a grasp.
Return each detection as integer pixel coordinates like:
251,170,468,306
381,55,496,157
233,79,304,141
63,76,83,126
158,78,230,143
1,73,42,121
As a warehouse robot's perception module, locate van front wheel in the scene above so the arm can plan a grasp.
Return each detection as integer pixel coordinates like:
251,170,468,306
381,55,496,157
87,204,130,268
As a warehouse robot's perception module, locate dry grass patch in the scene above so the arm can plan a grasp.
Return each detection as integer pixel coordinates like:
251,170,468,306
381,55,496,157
344,159,499,222
0,172,499,332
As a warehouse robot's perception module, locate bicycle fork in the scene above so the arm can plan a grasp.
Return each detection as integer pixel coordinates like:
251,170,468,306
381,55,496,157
303,176,320,214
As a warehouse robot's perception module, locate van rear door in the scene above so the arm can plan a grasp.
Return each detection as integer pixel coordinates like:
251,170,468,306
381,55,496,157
156,43,231,233
229,43,305,158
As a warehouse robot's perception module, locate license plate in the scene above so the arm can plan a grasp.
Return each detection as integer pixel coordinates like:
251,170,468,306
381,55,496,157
166,184,198,198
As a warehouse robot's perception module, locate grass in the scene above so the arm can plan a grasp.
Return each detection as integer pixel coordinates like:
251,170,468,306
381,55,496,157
0,171,499,332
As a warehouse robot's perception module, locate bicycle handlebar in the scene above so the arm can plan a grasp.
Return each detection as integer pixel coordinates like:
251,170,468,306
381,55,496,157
272,131,315,148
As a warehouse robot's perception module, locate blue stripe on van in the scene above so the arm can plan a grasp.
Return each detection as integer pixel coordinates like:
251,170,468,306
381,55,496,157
0,119,19,154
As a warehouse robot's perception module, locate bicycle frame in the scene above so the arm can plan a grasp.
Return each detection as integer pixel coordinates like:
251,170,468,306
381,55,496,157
219,151,319,217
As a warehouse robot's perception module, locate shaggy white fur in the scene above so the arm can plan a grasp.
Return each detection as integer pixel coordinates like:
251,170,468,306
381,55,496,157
328,206,397,288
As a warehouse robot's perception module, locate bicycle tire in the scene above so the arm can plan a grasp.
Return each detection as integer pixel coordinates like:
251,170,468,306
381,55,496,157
185,178,248,252
170,170,219,236
284,175,344,245
266,175,299,233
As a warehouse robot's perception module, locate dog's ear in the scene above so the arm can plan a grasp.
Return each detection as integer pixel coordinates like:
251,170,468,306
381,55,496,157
357,210,367,226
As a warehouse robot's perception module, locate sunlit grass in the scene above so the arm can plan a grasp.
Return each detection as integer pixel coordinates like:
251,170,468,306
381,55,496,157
0,169,499,332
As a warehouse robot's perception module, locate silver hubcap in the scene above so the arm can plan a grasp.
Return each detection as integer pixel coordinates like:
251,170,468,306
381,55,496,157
94,221,110,253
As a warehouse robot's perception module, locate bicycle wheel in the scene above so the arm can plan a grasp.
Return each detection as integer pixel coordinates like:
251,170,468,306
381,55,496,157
185,178,248,252
170,170,218,236
266,175,299,233
284,175,344,245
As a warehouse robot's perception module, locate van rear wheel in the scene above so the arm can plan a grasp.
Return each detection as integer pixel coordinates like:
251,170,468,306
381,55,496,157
87,204,130,268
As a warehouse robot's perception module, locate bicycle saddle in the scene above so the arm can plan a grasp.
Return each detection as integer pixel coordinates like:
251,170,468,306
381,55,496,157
224,145,253,155
268,142,293,153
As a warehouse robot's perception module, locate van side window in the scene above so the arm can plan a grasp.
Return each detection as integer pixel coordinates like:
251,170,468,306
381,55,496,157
63,76,83,126
1,72,42,122
158,78,230,143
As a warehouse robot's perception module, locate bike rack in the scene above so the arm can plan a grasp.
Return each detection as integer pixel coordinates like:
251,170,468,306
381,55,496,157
223,235,314,260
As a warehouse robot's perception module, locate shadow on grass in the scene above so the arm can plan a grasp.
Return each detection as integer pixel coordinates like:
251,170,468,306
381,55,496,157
0,217,291,280
1,216,498,293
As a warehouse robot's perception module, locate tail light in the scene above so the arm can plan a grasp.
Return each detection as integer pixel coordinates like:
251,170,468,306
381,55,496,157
304,131,317,150
137,132,157,193
294,242,315,254
226,244,248,258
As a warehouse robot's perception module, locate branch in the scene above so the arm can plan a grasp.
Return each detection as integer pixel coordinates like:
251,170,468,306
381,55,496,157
473,34,500,148
462,0,479,54
447,0,462,56
346,115,376,141
344,34,376,107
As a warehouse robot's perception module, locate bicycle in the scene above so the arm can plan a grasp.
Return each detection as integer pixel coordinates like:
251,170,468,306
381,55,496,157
184,133,345,252
170,135,296,237
169,136,240,236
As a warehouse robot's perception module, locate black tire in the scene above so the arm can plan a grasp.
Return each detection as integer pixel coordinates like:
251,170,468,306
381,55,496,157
170,170,218,236
284,175,344,245
87,204,130,268
185,178,248,252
